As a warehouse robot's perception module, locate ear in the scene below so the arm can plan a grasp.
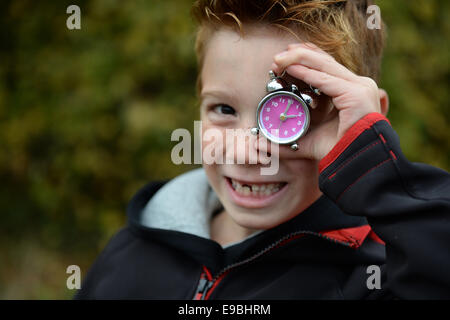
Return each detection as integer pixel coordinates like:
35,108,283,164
378,89,389,116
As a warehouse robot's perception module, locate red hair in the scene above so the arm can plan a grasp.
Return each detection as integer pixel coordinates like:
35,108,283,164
192,0,386,93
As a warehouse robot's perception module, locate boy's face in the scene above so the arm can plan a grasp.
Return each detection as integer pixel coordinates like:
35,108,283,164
200,26,322,231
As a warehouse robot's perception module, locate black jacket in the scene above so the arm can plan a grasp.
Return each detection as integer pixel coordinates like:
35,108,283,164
75,113,450,299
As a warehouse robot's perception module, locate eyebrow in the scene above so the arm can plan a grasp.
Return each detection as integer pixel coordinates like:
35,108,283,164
200,88,236,101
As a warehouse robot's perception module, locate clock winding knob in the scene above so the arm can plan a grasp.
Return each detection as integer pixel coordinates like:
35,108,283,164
250,127,259,135
266,70,287,93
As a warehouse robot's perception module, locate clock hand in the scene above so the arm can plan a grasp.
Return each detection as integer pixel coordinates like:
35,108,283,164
279,100,293,122
285,115,298,119
282,99,293,117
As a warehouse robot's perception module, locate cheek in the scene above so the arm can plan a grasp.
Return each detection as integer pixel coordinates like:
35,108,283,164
203,163,224,200
201,121,223,187
282,159,321,208
203,163,217,182
283,158,320,183
201,121,220,147
201,121,228,158
201,121,209,149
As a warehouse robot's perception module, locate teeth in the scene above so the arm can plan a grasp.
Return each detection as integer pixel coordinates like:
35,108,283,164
230,178,284,197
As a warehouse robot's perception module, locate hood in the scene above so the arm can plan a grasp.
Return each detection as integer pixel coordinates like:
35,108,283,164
132,167,374,247
125,168,382,273
140,168,221,240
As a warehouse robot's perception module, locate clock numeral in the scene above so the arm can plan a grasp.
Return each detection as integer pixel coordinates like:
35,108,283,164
297,120,302,126
298,111,303,116
266,107,271,112
284,130,288,136
292,127,296,132
265,116,270,121
269,123,273,128
272,102,278,107
296,104,299,109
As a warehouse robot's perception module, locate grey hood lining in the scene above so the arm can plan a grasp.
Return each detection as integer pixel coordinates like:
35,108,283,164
140,168,262,248
141,168,221,240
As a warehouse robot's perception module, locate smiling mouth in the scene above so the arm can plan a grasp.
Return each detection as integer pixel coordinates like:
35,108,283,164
226,177,287,197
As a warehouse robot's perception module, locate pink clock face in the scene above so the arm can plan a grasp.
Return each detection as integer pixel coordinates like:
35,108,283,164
258,92,309,144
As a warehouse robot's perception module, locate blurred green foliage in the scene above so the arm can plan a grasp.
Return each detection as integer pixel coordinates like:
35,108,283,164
0,0,448,299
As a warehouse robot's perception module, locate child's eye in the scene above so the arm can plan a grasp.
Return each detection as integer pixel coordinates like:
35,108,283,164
213,104,236,116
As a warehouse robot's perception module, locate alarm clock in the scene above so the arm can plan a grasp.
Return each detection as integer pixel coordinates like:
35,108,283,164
251,70,319,151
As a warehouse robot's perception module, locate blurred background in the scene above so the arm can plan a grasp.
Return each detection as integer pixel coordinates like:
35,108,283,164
0,0,448,299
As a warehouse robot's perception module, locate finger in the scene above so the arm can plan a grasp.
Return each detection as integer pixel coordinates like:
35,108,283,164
273,42,326,75
270,62,285,77
272,44,325,75
274,46,358,82
287,42,328,56
285,64,353,101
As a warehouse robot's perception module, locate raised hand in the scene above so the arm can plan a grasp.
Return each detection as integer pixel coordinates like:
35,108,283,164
256,42,389,161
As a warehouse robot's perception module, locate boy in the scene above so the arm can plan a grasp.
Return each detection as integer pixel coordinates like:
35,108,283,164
75,0,450,299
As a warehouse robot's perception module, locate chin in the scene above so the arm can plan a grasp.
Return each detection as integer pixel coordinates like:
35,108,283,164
223,201,297,230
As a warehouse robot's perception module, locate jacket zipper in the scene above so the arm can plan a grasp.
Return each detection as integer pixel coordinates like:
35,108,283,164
193,229,354,300
194,277,214,300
